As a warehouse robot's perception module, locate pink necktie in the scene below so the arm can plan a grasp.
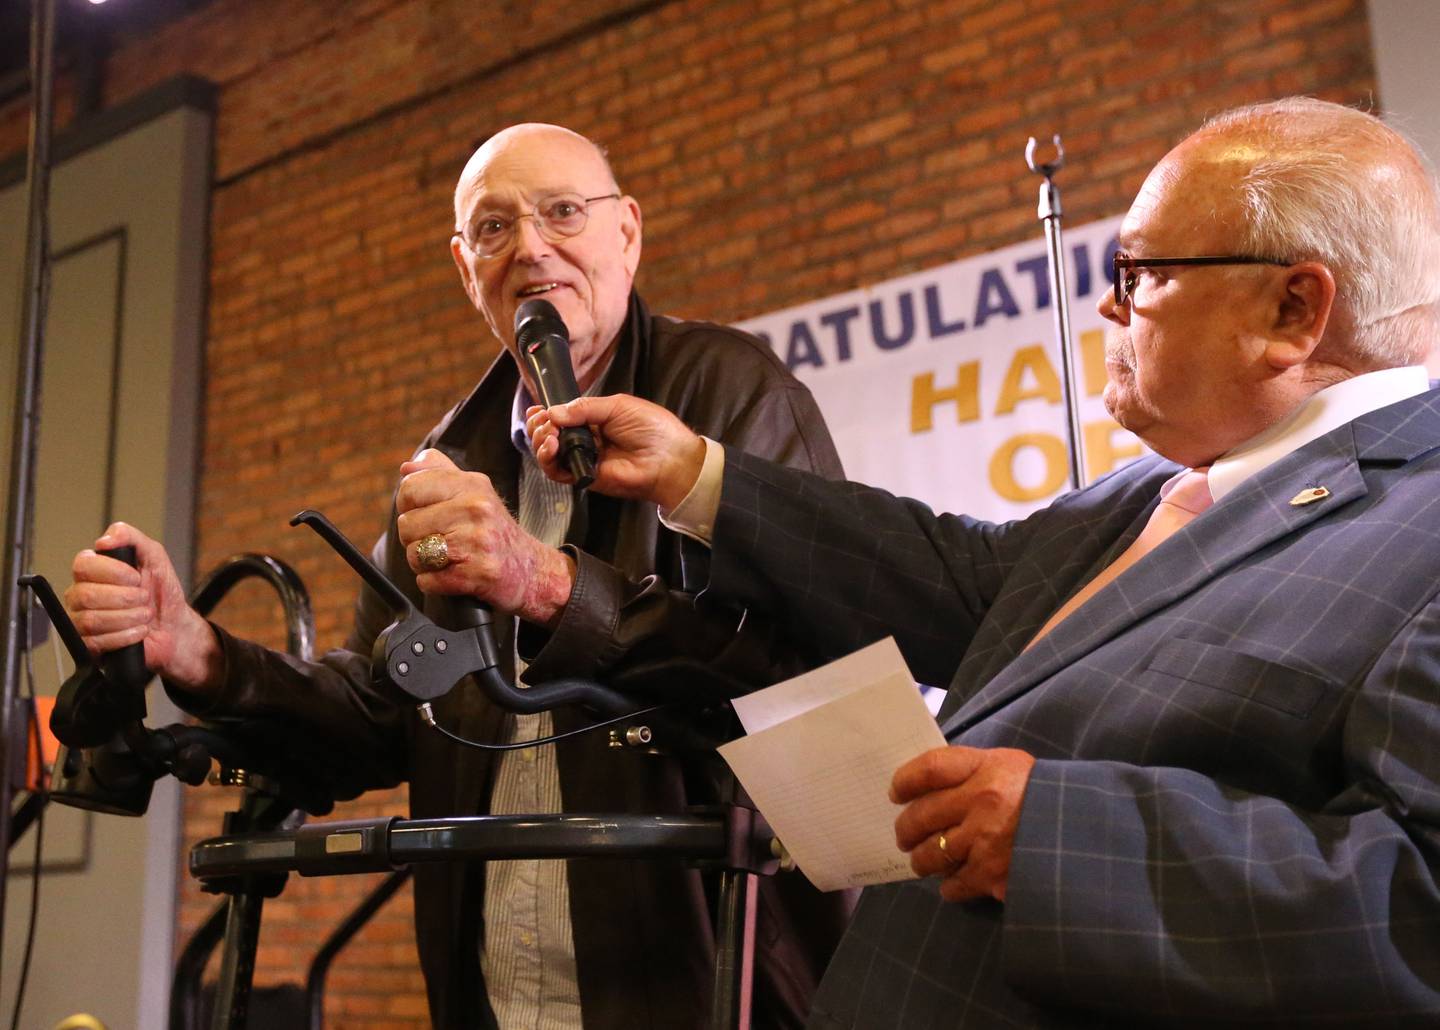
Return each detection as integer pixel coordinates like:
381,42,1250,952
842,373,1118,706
1027,467,1213,648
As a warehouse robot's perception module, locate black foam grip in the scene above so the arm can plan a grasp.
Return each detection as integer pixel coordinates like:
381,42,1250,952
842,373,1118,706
98,544,151,690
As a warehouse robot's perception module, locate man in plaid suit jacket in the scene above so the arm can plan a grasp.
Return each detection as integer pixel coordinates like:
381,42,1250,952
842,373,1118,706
532,98,1440,1025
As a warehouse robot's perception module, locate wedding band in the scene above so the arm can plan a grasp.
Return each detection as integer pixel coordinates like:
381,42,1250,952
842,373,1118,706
416,533,449,571
937,832,958,865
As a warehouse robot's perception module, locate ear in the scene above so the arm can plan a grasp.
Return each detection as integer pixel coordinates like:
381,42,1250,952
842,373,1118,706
619,196,643,279
1264,261,1336,370
450,235,482,309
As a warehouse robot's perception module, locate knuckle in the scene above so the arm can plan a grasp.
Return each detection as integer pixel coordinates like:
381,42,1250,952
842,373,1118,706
921,747,950,782
893,811,918,844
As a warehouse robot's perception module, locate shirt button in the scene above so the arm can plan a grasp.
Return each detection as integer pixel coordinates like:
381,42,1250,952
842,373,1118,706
554,500,568,513
519,931,535,946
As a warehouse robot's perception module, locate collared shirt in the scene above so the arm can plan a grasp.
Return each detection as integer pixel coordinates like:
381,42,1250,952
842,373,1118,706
663,365,1432,542
1207,365,1429,500
475,384,589,1030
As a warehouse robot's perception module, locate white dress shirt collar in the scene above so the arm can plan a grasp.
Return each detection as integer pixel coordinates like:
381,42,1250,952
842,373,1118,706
1206,365,1430,502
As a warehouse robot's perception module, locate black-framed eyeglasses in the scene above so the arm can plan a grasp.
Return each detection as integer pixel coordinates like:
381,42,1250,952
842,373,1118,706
1111,251,1291,307
457,193,621,257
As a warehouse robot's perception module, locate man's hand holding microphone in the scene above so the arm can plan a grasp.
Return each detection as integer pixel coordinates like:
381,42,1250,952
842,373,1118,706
525,394,707,513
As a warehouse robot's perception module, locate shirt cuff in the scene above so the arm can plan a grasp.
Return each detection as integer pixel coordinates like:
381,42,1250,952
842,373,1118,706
659,436,723,546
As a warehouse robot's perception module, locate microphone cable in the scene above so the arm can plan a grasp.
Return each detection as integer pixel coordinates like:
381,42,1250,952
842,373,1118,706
418,700,674,752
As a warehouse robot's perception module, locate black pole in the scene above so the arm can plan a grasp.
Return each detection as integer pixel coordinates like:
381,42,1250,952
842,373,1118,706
210,890,265,1030
709,870,754,1030
170,900,228,1030
0,0,58,977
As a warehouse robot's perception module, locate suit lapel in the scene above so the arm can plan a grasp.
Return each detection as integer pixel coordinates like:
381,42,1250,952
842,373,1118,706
938,422,1374,737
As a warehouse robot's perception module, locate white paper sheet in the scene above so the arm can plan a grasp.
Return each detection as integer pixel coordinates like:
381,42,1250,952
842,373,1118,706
719,638,946,892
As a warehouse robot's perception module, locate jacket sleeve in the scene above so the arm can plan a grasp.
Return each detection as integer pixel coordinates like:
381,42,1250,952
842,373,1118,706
165,511,423,800
1000,585,1440,1021
518,375,847,690
699,448,1046,686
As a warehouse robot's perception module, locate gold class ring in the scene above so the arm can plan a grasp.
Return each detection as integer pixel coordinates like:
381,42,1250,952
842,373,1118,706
416,533,450,571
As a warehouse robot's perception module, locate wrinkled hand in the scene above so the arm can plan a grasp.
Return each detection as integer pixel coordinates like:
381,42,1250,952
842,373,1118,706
891,745,1036,903
63,522,222,693
395,449,575,626
525,395,706,511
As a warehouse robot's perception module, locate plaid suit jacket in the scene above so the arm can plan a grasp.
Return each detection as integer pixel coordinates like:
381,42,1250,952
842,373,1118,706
707,386,1440,1027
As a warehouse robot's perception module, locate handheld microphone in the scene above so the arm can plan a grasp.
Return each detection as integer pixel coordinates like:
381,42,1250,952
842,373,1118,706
515,298,598,489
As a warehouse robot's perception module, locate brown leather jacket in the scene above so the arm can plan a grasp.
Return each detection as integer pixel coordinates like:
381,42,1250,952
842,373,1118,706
193,292,852,1028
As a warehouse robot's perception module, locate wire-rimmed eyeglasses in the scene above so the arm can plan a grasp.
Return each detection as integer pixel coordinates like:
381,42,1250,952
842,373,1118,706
457,193,622,257
1112,251,1291,308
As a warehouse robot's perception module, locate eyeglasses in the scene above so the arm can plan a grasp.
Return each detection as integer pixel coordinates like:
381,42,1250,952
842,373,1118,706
457,193,621,257
1111,251,1291,308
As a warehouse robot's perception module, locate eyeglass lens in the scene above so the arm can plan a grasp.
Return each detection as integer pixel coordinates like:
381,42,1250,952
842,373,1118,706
1112,251,1135,307
470,194,616,255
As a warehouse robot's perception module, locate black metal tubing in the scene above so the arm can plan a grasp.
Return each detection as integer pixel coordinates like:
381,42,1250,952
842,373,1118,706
193,812,761,1030
288,511,410,614
0,0,57,972
209,889,265,1030
305,868,413,1030
189,553,316,660
710,871,756,1030
191,814,730,881
390,813,727,863
166,553,316,1030
8,791,45,847
170,901,227,1030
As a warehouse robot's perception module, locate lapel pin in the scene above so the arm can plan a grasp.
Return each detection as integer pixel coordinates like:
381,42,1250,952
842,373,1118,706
1289,486,1330,506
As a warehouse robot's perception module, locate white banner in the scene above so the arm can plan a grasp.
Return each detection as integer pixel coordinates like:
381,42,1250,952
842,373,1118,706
738,215,1140,522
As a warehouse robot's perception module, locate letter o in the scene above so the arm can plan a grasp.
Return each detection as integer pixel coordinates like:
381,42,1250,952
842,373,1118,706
989,433,1067,502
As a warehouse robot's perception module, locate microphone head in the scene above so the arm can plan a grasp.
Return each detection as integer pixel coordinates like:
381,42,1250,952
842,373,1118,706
514,297,568,348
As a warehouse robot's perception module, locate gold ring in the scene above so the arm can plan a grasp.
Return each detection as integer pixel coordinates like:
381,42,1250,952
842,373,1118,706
937,832,958,865
415,533,449,571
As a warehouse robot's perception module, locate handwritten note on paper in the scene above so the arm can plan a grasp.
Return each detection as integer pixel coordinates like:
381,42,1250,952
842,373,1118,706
718,638,947,892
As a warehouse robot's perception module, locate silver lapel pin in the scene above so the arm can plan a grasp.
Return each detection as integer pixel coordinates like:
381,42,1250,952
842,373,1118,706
1289,486,1331,506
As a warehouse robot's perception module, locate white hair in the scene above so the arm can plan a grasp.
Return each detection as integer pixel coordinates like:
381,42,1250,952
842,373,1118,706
1199,97,1440,368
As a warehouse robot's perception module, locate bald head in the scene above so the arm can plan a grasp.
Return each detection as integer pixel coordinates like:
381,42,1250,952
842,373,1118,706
1178,98,1440,368
453,124,620,231
448,122,643,393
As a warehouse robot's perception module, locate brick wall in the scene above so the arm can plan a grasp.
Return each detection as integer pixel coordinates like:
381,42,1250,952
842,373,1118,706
0,0,1378,1024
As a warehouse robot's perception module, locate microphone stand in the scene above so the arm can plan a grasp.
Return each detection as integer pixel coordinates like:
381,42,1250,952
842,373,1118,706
1026,134,1086,491
0,0,58,976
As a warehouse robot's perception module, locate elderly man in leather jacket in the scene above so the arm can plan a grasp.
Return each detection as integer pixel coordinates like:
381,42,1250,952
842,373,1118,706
65,123,849,1029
